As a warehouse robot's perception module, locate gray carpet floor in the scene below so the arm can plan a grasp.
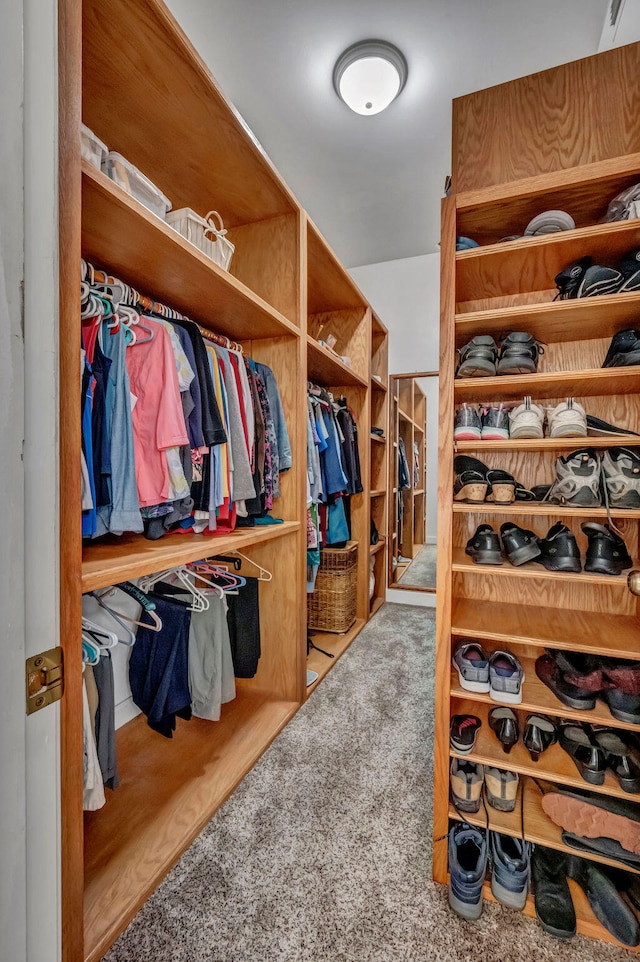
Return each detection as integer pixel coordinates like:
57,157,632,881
398,544,437,588
105,603,624,962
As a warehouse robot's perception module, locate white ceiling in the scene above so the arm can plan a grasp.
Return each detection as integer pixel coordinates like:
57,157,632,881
166,0,609,268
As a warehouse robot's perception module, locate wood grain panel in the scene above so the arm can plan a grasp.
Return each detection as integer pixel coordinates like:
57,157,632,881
454,366,640,402
453,43,640,192
306,334,369,388
456,219,640,302
451,546,638,587
453,502,640,521
306,219,367,314
433,196,457,883
308,308,369,381
83,695,298,962
228,214,300,325
82,0,298,226
81,164,298,340
59,0,84,958
451,597,640,658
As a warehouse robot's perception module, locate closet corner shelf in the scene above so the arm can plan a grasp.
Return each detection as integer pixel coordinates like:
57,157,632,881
454,435,640,453
413,488,425,496
306,618,366,695
455,291,640,345
81,161,299,342
81,521,301,592
370,489,386,499
451,547,637,586
453,366,640,401
369,541,385,556
371,376,388,392
452,502,640,520
370,433,386,444
306,335,368,388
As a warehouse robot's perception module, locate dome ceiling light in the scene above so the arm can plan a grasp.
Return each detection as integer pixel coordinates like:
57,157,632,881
333,40,408,116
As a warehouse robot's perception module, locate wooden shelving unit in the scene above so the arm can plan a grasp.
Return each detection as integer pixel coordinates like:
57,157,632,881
388,375,428,587
369,313,389,615
434,41,640,953
58,1,390,959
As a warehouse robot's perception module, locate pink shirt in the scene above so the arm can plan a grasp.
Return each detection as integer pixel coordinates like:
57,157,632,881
125,318,189,507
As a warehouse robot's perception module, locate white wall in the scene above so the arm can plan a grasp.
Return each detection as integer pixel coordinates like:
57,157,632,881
351,252,440,607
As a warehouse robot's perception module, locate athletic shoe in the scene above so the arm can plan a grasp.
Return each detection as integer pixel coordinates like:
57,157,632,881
604,183,640,223
524,209,575,235
448,823,487,921
497,332,543,375
546,398,587,438
602,328,640,368
490,831,531,910
465,524,503,566
484,767,518,812
456,335,498,378
534,522,582,573
554,256,592,300
586,415,640,438
450,714,482,754
481,403,509,440
509,396,544,439
452,643,491,691
581,522,633,576
454,403,482,441
500,522,541,566
450,759,484,813
456,236,479,251
577,265,623,298
545,448,601,507
489,650,524,704
618,248,640,292
601,447,640,509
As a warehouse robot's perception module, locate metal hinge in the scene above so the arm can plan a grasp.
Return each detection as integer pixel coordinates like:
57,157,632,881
26,647,64,715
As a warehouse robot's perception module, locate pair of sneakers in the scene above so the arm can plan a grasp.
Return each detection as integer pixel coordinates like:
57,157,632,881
543,446,640,510
555,250,640,300
454,402,509,441
450,759,519,814
509,396,587,440
448,824,530,920
453,643,524,704
456,332,543,378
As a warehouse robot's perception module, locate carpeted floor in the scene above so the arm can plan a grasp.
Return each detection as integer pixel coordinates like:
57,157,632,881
398,544,437,588
105,603,626,962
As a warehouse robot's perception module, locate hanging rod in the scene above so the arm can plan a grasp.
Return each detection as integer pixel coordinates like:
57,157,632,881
81,258,244,352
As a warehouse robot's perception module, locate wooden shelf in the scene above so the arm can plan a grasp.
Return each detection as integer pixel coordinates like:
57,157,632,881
451,546,636,586
450,699,640,802
370,433,386,444
450,657,640,732
413,488,425,496
370,541,385,556
453,501,640,520
306,335,368,388
370,489,386,499
306,218,367,315
452,598,640,661
306,619,366,694
455,435,640,452
448,777,640,875
454,365,640,401
371,376,387,392
456,217,640,302
81,521,301,592
81,163,298,341
455,291,640,345
83,691,298,962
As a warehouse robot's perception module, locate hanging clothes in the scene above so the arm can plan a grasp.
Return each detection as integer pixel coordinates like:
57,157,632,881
226,577,261,679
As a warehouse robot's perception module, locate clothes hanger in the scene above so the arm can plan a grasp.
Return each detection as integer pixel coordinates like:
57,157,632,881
138,566,213,610
223,549,272,582
82,636,101,666
81,617,119,650
86,591,137,646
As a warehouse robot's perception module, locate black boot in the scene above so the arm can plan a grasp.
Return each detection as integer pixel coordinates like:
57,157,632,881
531,846,576,939
566,855,640,946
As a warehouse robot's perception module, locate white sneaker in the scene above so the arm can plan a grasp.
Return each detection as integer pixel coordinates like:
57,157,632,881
547,398,587,438
509,397,545,439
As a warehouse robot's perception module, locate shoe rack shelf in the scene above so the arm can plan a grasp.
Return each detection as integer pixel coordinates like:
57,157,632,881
435,44,640,952
449,778,640,876
370,313,389,614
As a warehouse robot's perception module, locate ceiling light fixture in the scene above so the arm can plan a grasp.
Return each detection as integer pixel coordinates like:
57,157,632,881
333,40,408,116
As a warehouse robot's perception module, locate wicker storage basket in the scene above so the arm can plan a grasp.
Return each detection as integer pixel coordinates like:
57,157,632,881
166,208,234,271
307,541,358,634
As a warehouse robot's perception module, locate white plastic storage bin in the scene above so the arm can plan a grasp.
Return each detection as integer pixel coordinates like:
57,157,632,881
101,151,171,220
81,123,108,170
166,207,234,271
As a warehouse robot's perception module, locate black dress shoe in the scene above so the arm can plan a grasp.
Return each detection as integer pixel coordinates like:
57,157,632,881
534,522,581,573
566,855,640,946
593,729,640,794
535,653,596,710
465,523,503,565
558,723,606,785
523,714,557,762
488,706,519,754
582,522,633,576
531,846,576,939
500,522,541,566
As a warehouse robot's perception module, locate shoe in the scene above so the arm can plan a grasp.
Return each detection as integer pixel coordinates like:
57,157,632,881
448,823,487,920
450,759,484,813
532,846,576,939
523,714,557,762
489,707,519,754
577,265,624,298
496,332,543,375
465,524,503,566
508,396,545,440
480,403,509,440
558,723,606,785
603,688,640,726
500,522,541,566
545,447,601,507
554,256,592,300
485,468,518,504
524,209,575,236
556,650,605,692
534,522,581,573
546,398,587,438
602,328,640,368
581,522,633,575
542,785,640,856
454,403,482,441
601,447,640,509
489,650,524,704
456,235,479,251
567,855,640,946
456,335,498,378
450,714,482,754
593,729,640,794
618,248,640,293
490,831,530,910
604,183,640,222
562,831,640,871
535,653,596,710
586,414,640,438
484,767,518,812
453,455,489,503
452,643,490,693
